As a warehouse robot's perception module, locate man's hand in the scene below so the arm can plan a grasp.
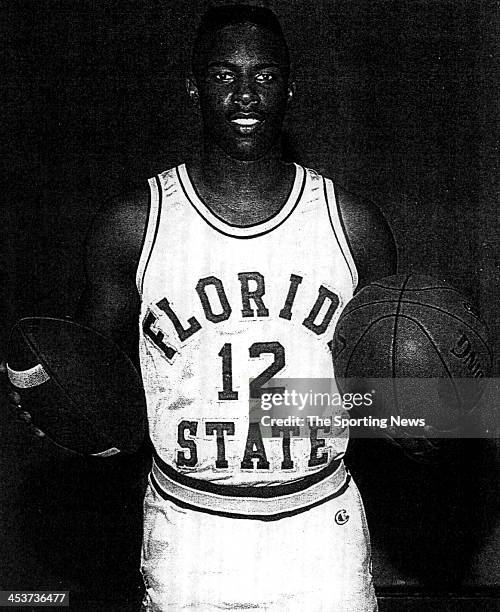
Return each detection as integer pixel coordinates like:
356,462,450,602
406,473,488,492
382,423,460,464
0,361,45,439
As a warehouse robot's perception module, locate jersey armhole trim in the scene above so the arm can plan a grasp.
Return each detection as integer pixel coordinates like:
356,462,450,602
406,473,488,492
323,178,359,292
136,176,162,296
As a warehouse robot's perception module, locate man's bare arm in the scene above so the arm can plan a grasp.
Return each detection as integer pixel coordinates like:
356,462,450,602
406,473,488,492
2,189,150,445
76,189,149,364
335,185,397,288
335,187,451,462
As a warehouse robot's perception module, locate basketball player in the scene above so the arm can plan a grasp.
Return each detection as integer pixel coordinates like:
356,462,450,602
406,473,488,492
6,5,397,611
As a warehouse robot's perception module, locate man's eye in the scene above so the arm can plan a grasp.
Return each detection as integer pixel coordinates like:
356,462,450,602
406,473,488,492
255,73,275,83
213,72,234,83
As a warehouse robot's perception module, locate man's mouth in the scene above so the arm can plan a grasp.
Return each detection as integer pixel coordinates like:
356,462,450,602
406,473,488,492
229,114,263,133
232,117,260,126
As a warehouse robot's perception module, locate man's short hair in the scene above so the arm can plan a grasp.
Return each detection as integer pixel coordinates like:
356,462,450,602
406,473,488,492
192,4,290,77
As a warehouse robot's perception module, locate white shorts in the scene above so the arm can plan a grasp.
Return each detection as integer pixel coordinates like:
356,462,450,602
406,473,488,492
140,465,376,612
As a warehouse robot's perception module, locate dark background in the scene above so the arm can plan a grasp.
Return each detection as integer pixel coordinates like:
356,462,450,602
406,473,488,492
1,1,499,609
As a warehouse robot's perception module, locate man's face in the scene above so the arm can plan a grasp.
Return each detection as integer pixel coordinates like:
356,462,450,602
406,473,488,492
189,23,293,161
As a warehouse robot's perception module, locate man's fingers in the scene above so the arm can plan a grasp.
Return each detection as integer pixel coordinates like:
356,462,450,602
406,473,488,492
0,362,46,439
0,364,23,412
0,361,11,394
10,390,21,406
8,402,23,417
17,415,46,439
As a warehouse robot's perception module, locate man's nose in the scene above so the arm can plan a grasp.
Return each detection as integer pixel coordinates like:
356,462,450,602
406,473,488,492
232,78,259,106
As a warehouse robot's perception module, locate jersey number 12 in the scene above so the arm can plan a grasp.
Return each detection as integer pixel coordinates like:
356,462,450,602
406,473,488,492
218,341,285,400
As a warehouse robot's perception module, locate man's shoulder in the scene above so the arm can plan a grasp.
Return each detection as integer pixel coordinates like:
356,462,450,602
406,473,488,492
85,186,150,279
104,187,150,225
332,182,386,230
314,173,397,287
308,168,389,235
303,166,380,216
95,187,149,241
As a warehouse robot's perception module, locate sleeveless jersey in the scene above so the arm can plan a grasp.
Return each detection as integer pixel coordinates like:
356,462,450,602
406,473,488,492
137,164,358,495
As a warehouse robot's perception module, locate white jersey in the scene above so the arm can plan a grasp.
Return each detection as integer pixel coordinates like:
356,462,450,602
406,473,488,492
137,163,358,509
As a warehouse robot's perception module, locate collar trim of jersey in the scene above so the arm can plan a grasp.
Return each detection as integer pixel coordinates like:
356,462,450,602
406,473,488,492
176,163,306,239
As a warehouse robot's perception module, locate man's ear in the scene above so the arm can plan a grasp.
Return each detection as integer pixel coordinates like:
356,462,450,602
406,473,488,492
186,75,199,105
287,81,296,105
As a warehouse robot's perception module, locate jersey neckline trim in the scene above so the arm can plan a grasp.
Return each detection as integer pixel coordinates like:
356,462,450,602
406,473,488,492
176,163,306,239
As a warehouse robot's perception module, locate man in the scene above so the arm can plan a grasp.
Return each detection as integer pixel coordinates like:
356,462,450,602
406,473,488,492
9,5,396,611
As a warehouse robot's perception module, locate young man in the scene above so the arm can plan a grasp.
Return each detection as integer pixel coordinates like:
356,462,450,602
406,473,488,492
12,5,396,611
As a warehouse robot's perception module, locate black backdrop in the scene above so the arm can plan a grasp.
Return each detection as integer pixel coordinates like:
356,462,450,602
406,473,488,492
2,0,499,609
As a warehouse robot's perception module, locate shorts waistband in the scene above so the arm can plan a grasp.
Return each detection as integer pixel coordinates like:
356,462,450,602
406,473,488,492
150,457,350,521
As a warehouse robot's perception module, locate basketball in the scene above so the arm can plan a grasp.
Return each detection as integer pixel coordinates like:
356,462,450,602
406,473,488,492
7,317,147,456
331,274,492,430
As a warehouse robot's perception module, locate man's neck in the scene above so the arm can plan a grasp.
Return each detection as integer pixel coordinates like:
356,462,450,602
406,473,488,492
186,142,295,225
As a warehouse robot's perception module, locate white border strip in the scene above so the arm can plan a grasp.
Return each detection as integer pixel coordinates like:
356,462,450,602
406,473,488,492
136,177,161,296
151,460,347,516
7,363,50,389
324,178,359,292
91,447,121,457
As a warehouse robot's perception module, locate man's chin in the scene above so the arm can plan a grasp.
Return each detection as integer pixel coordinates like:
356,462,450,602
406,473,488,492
205,133,280,163
225,141,277,162
230,151,265,162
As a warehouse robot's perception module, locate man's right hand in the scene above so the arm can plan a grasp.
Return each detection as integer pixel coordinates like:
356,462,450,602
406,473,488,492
0,361,45,439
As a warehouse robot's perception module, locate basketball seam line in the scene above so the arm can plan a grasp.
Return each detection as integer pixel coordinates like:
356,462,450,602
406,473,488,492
391,274,412,416
399,313,462,410
340,299,492,361
340,312,472,412
342,313,396,377
368,282,462,293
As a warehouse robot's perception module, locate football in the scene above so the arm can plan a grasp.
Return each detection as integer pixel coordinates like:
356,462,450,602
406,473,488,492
7,317,147,456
